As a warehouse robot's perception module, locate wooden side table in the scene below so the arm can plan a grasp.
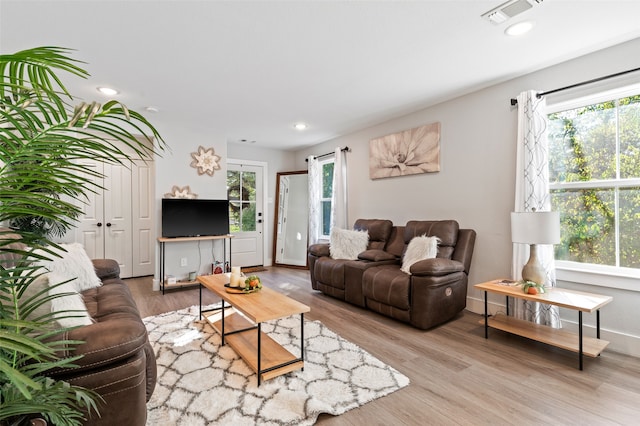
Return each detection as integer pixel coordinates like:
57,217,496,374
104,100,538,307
475,279,612,370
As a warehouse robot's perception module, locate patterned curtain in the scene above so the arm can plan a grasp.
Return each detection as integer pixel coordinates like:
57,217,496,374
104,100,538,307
307,155,321,245
331,148,348,230
511,90,560,327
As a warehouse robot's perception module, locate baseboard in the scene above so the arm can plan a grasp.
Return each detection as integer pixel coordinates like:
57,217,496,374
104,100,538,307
466,295,640,358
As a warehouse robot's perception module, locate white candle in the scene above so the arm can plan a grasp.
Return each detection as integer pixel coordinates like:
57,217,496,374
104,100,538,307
230,273,240,287
231,266,241,275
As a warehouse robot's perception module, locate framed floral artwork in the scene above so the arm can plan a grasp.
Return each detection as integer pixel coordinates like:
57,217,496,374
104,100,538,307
369,122,440,179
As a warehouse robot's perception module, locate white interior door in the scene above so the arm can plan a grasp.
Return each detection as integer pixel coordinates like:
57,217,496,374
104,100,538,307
60,159,148,278
103,163,133,278
227,163,264,267
131,160,155,276
69,160,105,259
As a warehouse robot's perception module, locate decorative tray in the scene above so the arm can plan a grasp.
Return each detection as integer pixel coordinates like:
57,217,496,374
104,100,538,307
224,283,261,294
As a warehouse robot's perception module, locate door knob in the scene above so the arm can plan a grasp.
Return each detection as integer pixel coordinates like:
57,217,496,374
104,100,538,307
97,222,102,227
106,223,112,227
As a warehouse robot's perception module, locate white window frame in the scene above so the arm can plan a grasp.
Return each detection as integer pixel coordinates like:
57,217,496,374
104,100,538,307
547,82,640,291
319,157,335,239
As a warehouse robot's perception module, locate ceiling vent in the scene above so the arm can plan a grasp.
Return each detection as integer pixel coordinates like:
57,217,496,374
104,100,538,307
482,0,543,25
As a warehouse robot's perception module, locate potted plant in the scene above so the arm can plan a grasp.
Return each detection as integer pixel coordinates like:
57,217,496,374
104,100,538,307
0,47,165,425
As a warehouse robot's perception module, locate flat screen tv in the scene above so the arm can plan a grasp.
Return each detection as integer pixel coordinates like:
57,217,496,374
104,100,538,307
161,198,230,238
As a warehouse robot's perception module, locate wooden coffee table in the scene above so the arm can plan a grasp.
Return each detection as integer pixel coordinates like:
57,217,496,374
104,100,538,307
197,273,310,385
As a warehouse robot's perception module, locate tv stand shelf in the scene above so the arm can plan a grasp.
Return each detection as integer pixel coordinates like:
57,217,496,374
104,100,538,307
158,234,233,294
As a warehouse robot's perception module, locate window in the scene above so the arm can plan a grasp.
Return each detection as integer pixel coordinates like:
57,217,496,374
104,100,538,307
547,87,640,274
320,159,334,237
227,169,257,232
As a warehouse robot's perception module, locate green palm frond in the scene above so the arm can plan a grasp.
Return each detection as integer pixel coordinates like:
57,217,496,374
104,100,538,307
1,46,165,425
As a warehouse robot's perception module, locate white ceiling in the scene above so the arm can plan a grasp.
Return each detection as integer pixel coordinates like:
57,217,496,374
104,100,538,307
2,0,640,150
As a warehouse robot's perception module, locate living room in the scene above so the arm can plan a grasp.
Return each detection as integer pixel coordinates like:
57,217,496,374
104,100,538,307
2,1,640,425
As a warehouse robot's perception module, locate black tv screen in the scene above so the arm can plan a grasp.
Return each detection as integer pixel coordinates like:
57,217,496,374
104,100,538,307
162,198,230,238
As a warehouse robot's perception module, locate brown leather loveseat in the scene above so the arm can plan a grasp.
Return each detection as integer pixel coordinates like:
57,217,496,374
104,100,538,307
49,259,157,426
308,219,476,330
0,229,155,425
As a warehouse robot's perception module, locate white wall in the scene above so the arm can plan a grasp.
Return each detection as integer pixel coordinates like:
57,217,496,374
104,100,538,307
153,123,229,280
152,126,299,280
294,37,640,356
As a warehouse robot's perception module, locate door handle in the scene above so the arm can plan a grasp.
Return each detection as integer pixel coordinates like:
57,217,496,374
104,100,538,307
258,219,262,223
97,222,102,227
106,223,112,227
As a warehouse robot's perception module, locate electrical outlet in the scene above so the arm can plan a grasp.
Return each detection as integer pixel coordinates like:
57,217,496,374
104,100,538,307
180,257,188,267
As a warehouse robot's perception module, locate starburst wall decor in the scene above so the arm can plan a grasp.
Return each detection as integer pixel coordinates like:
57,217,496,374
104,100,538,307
190,145,221,176
164,185,197,199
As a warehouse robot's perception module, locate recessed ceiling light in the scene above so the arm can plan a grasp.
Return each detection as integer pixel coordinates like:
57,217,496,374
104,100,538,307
96,86,119,96
145,106,160,113
294,122,308,130
505,20,534,36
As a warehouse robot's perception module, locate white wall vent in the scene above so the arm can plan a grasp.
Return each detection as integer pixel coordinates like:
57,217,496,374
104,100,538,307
482,0,543,25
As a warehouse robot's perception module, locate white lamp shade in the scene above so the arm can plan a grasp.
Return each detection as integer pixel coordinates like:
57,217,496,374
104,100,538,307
511,211,560,245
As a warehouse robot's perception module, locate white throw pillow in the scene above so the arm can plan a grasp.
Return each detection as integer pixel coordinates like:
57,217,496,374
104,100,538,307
32,243,101,292
330,228,369,260
47,271,93,328
19,272,52,322
401,235,439,274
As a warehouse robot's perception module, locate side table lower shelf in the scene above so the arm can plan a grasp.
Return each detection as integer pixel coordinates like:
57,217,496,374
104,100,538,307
480,313,609,357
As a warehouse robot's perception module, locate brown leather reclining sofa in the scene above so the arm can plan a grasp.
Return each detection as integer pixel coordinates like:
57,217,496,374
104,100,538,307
0,230,155,425
308,219,476,330
50,258,157,426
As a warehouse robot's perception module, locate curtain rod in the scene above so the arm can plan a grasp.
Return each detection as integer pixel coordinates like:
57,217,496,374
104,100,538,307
509,66,640,106
305,146,350,162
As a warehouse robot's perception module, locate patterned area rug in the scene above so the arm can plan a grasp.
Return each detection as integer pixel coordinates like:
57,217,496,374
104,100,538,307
144,305,409,425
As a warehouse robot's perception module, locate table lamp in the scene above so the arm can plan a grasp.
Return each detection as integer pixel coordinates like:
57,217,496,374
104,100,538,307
511,211,561,285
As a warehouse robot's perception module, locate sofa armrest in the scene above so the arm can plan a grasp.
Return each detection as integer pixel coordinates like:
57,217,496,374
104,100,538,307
50,317,148,375
308,243,330,257
410,258,465,277
92,259,120,281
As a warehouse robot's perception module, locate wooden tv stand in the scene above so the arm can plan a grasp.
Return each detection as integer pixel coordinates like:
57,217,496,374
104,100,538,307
475,279,612,370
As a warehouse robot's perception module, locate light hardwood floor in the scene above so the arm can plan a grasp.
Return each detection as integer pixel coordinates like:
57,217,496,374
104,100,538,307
126,267,640,425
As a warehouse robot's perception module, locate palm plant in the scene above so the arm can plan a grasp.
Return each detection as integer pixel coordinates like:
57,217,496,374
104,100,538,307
0,47,165,425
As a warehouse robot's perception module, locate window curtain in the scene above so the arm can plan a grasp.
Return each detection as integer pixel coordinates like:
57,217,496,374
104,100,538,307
307,155,321,245
511,90,560,327
330,147,348,230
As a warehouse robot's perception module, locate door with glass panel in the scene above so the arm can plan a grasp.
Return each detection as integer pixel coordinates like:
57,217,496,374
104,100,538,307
227,163,264,267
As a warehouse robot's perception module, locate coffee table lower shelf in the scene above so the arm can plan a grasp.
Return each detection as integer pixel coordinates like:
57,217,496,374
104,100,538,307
481,313,609,357
204,310,303,382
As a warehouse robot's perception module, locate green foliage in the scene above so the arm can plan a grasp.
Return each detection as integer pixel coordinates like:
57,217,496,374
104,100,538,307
0,46,165,425
548,94,640,268
321,161,334,235
227,170,257,232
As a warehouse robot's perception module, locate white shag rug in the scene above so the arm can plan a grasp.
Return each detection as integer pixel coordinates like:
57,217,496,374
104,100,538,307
144,305,409,425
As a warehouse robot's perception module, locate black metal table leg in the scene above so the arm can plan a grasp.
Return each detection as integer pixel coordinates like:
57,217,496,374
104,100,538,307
484,291,489,339
506,295,510,316
221,302,225,346
300,313,305,370
199,283,202,320
257,322,262,386
597,310,601,339
579,311,583,370
160,241,165,295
